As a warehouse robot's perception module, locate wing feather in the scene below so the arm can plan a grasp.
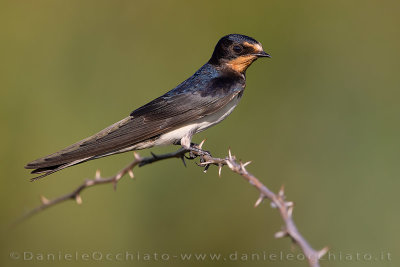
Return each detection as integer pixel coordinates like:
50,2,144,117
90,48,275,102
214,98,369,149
25,89,241,169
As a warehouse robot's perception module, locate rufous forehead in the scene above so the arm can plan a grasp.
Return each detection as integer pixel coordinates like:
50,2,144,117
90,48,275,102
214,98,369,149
243,41,263,52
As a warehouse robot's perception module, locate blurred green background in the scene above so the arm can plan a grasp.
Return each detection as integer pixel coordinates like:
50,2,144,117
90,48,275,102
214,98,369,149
1,0,399,266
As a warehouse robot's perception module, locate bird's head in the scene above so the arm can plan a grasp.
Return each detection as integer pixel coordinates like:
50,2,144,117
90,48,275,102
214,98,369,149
209,34,270,74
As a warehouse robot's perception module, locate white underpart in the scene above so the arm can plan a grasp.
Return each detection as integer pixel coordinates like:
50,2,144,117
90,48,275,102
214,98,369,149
155,95,241,148
126,95,237,148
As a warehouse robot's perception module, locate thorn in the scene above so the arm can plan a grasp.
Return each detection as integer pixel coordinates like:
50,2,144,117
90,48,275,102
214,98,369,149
228,148,232,159
218,165,222,177
274,230,287,239
113,181,117,191
133,152,141,160
318,247,329,258
254,195,264,207
40,195,49,205
279,185,285,198
86,179,95,186
285,201,294,207
75,194,82,205
150,152,158,159
279,185,285,197
226,160,234,169
198,139,206,149
243,161,252,167
128,170,134,179
240,162,245,170
115,173,123,181
287,206,293,217
95,169,101,179
199,161,213,165
180,155,187,167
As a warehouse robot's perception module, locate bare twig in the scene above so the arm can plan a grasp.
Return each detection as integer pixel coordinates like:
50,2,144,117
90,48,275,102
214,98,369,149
17,148,188,224
199,150,328,267
18,144,326,267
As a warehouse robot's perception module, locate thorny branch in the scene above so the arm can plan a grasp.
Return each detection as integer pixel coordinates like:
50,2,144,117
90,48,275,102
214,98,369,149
18,141,327,267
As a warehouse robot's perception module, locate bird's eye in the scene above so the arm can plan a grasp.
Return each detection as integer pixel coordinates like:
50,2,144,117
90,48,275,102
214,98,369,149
232,45,243,53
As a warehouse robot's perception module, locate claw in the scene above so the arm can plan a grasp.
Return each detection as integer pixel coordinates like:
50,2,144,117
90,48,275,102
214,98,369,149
189,151,197,159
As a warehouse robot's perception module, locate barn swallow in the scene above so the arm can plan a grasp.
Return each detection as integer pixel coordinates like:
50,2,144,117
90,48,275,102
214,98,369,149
25,34,270,180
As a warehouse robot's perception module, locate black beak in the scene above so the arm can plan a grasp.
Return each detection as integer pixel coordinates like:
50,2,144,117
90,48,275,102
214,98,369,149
255,51,271,58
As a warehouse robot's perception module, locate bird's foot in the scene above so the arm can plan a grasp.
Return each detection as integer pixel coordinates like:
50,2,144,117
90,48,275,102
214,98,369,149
185,142,211,158
184,141,212,172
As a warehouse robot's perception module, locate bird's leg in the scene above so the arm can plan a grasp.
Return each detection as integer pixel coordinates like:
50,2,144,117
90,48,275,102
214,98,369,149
179,136,211,158
176,139,209,156
177,136,212,172
181,137,212,172
188,142,212,172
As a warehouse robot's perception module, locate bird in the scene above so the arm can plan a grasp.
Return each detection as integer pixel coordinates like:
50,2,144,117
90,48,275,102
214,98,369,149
25,34,270,181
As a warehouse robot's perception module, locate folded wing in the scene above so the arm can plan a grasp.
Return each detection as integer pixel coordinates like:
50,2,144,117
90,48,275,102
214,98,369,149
25,89,241,171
